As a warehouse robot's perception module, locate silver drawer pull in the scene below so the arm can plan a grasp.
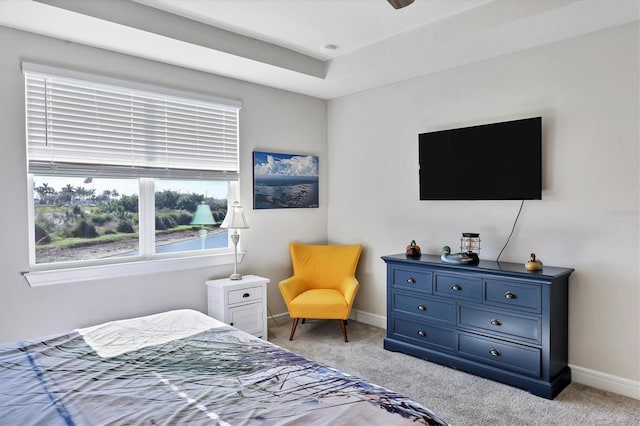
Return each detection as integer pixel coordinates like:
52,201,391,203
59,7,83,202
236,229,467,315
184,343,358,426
452,284,462,291
243,293,250,298
490,319,502,326
418,304,427,311
504,291,517,299
489,349,501,357
407,278,416,284
418,330,427,337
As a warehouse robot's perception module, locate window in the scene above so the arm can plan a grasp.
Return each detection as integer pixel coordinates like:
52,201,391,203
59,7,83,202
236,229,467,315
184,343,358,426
24,63,241,273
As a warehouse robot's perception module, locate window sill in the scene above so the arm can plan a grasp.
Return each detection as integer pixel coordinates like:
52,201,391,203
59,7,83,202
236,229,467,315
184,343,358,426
23,252,244,287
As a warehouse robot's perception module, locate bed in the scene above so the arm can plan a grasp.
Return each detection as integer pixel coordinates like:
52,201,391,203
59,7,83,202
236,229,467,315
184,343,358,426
0,309,448,425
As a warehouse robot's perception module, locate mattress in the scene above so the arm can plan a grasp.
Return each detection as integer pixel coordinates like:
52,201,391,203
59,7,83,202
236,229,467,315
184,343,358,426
0,309,448,425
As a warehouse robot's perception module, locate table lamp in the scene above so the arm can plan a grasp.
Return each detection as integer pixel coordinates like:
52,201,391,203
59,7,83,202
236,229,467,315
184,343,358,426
191,203,215,250
220,201,249,280
460,232,480,264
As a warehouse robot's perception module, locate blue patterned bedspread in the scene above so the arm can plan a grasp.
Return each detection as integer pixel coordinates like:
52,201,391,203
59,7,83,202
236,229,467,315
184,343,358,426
0,310,447,425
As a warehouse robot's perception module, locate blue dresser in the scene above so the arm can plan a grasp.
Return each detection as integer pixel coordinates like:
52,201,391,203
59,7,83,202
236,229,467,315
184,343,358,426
382,253,574,399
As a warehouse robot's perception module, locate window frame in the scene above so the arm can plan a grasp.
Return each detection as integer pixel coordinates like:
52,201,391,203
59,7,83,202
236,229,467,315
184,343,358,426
24,179,241,287
22,64,244,286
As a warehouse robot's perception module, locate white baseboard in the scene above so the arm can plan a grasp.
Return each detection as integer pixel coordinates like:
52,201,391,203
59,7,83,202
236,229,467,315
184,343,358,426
267,311,290,325
269,309,386,329
350,309,387,329
570,364,640,400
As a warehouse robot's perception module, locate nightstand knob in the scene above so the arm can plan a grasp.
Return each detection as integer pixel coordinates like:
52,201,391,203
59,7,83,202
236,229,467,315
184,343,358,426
452,284,462,291
490,349,501,357
504,291,517,299
490,319,502,326
418,329,426,337
418,304,427,311
243,293,250,298
407,278,416,284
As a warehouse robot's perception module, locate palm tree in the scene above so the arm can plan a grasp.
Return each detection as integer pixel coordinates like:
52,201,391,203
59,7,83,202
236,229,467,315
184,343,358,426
34,183,55,204
59,184,76,204
76,186,88,202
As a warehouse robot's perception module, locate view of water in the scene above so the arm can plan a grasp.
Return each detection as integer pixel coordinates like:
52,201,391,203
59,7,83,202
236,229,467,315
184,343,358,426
156,230,229,253
254,176,319,209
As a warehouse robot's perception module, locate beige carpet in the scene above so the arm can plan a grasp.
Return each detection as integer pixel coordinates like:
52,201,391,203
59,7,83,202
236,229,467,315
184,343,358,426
268,317,639,426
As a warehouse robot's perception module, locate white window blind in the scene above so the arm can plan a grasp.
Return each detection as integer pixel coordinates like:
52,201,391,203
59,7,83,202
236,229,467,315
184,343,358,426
23,63,240,180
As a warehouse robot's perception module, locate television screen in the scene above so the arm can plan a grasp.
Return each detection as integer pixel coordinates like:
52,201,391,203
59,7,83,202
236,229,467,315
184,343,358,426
419,117,542,200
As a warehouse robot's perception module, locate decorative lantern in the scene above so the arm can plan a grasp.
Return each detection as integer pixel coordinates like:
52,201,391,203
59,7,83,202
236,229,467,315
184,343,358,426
460,232,480,264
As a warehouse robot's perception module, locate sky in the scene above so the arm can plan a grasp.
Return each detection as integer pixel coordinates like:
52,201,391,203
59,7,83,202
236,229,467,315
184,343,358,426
253,151,318,177
33,176,228,200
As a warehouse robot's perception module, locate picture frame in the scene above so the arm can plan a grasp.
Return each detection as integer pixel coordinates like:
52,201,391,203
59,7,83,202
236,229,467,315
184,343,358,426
253,151,319,209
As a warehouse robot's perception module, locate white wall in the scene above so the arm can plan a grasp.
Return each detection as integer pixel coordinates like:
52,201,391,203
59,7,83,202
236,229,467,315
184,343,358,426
327,23,640,395
0,27,326,342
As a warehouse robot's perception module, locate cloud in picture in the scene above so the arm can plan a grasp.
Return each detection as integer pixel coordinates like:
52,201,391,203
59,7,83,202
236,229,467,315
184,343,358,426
254,152,318,177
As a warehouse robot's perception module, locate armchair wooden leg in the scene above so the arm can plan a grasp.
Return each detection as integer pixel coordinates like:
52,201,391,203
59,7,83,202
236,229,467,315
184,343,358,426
289,318,300,341
340,320,348,342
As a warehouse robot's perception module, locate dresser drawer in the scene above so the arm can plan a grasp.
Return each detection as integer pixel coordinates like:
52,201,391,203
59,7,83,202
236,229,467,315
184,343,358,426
459,305,541,344
392,292,455,324
484,279,541,313
459,333,541,377
391,267,432,293
391,316,456,351
434,273,482,301
228,286,263,305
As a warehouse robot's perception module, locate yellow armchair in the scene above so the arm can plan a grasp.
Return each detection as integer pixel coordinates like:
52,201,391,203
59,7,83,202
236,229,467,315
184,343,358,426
279,243,363,342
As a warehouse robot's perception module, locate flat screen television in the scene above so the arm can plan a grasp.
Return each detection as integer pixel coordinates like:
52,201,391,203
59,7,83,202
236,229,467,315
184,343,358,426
419,117,542,200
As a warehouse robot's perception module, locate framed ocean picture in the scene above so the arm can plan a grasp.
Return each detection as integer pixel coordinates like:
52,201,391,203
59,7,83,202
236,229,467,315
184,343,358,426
253,151,319,209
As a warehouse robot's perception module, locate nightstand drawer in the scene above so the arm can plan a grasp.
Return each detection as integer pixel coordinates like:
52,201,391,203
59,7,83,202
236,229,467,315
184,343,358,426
459,305,541,344
392,292,455,324
228,286,263,305
459,333,541,377
391,316,456,351
485,279,541,313
391,267,432,293
434,273,482,301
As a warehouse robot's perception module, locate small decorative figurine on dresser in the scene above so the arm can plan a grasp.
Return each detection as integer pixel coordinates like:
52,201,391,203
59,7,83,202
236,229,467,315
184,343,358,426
440,246,474,264
525,252,543,271
405,240,421,258
439,232,481,265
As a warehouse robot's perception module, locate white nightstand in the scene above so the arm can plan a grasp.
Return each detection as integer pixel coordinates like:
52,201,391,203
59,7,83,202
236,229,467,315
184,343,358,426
205,275,269,340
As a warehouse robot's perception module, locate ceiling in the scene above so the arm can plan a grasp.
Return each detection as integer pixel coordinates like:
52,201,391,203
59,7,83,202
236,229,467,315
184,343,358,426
133,0,494,61
1,0,638,99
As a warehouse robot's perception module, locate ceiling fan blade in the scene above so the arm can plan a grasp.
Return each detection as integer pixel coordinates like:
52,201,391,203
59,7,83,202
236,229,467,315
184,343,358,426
387,0,415,9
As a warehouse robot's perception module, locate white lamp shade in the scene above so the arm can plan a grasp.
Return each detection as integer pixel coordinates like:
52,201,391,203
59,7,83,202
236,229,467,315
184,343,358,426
191,203,215,225
220,201,249,229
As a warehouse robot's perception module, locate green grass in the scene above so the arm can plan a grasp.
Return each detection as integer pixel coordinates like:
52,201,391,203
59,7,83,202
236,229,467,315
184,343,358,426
35,226,212,250
36,232,138,250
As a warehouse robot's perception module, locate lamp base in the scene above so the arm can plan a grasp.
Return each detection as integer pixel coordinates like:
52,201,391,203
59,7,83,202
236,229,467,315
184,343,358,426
229,273,243,280
466,252,480,265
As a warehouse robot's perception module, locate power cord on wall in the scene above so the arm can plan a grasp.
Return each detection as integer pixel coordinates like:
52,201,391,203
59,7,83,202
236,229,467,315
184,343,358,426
267,305,279,326
496,200,525,262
